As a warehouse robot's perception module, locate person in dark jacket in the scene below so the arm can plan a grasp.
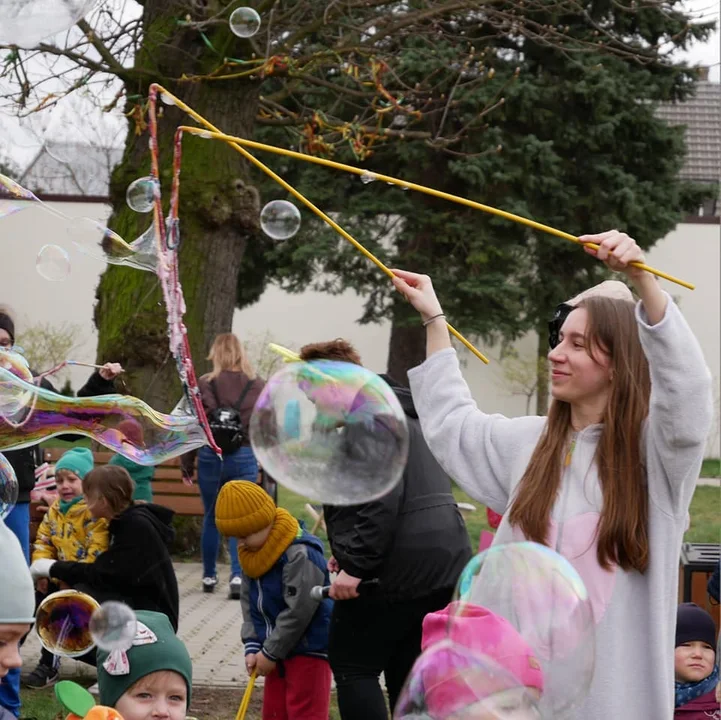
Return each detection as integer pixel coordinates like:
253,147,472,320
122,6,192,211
216,481,333,720
29,465,179,632
298,339,473,720
708,561,719,604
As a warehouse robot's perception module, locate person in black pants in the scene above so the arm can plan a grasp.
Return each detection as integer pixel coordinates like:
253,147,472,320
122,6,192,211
299,340,472,720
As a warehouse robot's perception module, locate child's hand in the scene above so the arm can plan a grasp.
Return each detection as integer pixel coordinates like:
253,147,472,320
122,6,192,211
99,362,124,380
255,653,277,677
245,653,257,675
36,578,48,594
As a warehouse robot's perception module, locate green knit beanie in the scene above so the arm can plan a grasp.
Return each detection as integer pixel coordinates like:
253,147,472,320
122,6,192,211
97,610,192,708
55,447,94,480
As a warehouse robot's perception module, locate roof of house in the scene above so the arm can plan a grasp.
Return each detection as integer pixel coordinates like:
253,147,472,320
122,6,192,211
19,142,123,198
657,81,721,185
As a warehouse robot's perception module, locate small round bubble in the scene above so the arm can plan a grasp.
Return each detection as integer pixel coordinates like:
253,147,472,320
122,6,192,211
250,360,409,505
89,601,137,652
35,590,100,658
126,177,156,213
260,200,301,240
450,542,595,717
0,453,18,521
36,244,70,282
229,7,261,38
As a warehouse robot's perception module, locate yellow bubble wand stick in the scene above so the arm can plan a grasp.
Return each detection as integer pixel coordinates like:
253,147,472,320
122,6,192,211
234,670,257,720
176,126,694,292
150,83,489,365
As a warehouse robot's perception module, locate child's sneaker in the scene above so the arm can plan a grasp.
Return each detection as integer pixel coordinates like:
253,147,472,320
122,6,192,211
202,576,218,593
229,575,242,600
23,663,59,689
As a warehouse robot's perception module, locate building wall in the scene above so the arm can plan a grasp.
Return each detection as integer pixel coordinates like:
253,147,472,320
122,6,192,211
3,197,719,455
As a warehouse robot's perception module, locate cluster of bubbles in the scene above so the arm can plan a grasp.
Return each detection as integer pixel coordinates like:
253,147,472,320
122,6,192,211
0,0,99,47
0,452,18,520
229,7,262,38
395,542,595,719
250,360,410,505
36,594,137,657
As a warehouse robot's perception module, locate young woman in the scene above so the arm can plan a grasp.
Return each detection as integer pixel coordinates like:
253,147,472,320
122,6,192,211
392,230,713,720
181,333,265,598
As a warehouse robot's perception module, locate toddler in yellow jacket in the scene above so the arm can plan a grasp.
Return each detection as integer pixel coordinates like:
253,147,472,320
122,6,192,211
26,447,108,689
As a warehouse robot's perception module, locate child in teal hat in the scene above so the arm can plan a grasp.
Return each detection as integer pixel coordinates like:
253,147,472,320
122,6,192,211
26,447,108,689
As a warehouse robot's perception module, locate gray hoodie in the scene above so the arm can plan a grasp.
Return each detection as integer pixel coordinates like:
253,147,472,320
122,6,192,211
407,295,713,720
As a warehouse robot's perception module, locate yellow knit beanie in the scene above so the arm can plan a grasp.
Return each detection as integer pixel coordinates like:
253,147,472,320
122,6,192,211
216,481,276,537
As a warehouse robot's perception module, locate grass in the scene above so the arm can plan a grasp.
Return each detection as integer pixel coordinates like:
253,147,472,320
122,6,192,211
701,458,721,478
20,685,341,720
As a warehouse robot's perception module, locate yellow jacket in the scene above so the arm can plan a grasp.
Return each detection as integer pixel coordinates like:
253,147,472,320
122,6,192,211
32,499,109,563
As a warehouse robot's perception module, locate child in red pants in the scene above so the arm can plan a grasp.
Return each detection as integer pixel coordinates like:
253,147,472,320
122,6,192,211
216,481,332,720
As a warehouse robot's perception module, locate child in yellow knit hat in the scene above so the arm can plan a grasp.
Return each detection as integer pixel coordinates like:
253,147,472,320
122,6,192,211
216,481,332,720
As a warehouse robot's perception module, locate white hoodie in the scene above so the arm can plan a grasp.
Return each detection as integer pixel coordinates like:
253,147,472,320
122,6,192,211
407,295,713,720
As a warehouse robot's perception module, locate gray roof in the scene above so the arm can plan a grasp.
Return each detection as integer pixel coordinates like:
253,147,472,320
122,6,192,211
657,81,721,185
19,142,123,197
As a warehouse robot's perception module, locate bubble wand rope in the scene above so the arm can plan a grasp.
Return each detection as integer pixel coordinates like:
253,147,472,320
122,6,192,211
235,670,257,720
146,86,222,456
149,85,489,365
177,127,695,292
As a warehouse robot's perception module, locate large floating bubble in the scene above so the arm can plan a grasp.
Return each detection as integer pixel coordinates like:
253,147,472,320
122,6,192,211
0,350,37,425
36,244,71,282
0,0,99,48
395,639,543,720
89,602,137,652
0,366,207,464
229,7,261,38
35,590,100,658
260,200,301,240
250,360,409,504
0,452,18,520
450,543,595,718
126,177,157,213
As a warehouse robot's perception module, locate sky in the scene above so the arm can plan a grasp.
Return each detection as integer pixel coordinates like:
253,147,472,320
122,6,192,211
0,0,718,173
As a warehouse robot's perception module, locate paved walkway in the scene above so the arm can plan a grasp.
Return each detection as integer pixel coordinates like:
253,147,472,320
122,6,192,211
21,563,255,688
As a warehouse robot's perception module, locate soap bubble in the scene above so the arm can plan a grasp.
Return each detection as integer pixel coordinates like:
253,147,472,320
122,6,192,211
0,0,99,48
395,639,543,720
450,543,595,717
90,602,137,652
229,7,261,38
250,360,409,505
126,177,157,213
360,172,377,184
0,368,207,465
36,244,71,282
35,590,100,658
260,200,301,240
0,453,18,521
0,351,37,426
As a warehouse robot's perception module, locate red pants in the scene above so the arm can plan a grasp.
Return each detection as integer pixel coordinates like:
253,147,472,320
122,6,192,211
262,655,332,720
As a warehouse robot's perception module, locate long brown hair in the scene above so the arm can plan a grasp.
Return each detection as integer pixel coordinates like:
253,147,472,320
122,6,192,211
508,296,651,573
207,333,255,380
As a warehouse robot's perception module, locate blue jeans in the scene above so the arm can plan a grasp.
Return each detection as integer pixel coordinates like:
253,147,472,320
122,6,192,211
0,503,30,718
197,445,258,579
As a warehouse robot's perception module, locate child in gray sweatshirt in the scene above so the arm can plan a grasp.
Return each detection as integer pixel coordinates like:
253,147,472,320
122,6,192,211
393,230,713,720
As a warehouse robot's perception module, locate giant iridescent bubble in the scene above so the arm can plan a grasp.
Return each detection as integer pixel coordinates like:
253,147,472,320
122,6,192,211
0,0,99,48
0,452,19,521
449,543,595,718
395,639,543,720
0,366,207,465
250,360,409,504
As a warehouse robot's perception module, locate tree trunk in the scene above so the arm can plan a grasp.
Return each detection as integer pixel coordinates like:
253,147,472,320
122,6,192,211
535,322,549,416
93,3,262,411
386,314,426,386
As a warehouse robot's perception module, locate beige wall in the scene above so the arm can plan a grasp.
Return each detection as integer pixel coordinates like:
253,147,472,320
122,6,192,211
3,196,719,455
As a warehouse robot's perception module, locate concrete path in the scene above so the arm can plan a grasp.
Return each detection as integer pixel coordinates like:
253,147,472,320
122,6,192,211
21,563,255,688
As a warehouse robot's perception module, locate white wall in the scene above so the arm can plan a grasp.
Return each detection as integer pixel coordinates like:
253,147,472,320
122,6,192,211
3,197,719,455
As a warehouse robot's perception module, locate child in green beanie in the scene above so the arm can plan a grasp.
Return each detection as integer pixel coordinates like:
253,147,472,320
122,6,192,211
97,610,192,720
26,447,108,689
0,518,35,720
